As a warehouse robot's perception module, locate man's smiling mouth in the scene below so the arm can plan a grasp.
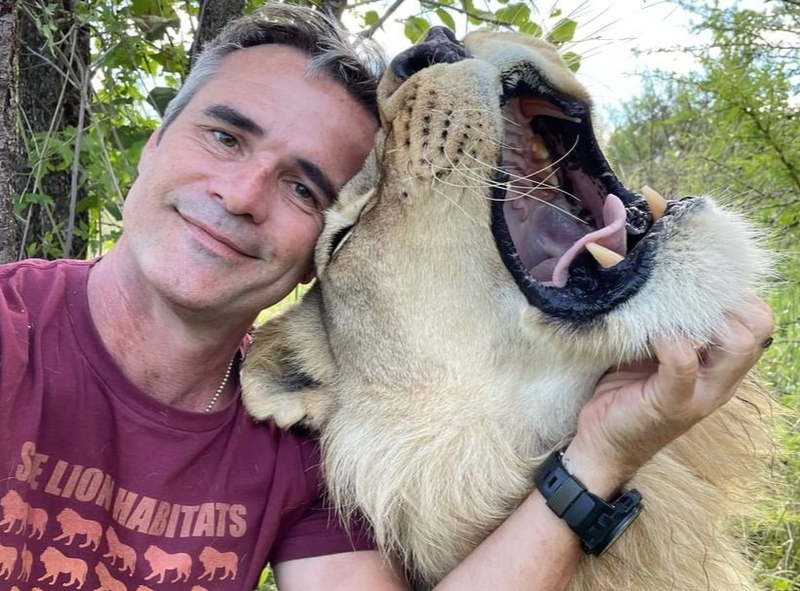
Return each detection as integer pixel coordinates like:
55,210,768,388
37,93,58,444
179,212,258,259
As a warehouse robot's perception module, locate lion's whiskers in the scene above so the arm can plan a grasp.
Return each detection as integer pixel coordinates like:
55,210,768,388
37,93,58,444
398,114,587,225
458,148,589,226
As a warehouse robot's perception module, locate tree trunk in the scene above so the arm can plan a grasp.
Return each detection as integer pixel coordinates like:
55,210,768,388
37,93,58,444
17,0,89,259
190,0,245,71
0,0,18,263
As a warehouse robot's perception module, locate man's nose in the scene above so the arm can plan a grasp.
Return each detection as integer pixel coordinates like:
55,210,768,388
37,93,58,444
213,161,274,224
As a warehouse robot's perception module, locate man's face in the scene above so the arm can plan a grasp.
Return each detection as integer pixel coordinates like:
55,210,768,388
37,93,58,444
120,44,377,319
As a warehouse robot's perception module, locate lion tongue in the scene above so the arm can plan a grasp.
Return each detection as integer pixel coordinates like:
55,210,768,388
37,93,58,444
549,194,627,287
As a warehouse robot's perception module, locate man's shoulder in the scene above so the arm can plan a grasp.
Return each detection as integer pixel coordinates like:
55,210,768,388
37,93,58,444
0,258,96,345
2,257,94,299
1,257,95,290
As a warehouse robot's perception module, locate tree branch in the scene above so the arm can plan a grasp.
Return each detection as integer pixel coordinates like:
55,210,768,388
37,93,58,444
358,0,406,39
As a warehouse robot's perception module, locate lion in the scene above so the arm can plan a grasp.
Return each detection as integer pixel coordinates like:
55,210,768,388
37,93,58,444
0,542,17,579
19,544,32,582
241,27,774,591
104,526,136,575
54,507,102,550
37,546,88,587
0,490,47,539
95,562,126,591
198,546,238,581
143,545,191,584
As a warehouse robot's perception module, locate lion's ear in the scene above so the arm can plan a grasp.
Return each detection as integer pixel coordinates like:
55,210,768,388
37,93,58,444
241,287,335,429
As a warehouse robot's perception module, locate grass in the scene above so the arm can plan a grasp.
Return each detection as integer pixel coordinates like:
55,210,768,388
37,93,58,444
753,273,800,589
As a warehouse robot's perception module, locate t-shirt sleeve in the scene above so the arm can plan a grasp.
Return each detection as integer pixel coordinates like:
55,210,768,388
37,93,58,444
269,431,376,564
270,493,376,564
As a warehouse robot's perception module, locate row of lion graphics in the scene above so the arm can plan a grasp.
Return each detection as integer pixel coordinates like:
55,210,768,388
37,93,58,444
0,490,238,588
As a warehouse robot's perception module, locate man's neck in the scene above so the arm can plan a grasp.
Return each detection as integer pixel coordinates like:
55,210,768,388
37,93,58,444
86,249,252,411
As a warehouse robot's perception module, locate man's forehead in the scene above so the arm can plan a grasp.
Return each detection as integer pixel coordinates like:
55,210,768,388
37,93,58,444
216,43,312,79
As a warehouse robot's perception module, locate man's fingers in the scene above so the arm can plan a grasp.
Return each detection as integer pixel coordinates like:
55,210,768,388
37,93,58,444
702,297,773,374
648,337,699,417
726,295,774,340
699,312,770,396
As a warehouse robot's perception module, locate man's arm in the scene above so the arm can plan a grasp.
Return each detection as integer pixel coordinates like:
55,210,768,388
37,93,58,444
275,296,774,590
273,491,579,590
273,549,408,589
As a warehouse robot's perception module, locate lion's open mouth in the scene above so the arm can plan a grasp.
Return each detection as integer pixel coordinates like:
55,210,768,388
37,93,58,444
501,97,633,287
384,26,684,324
491,81,673,324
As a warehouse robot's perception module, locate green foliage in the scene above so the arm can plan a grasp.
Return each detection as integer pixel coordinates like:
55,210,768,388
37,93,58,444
606,2,800,586
257,566,278,590
15,0,186,259
14,0,585,261
404,15,430,43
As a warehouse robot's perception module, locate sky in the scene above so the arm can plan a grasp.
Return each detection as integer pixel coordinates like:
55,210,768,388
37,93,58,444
361,0,706,117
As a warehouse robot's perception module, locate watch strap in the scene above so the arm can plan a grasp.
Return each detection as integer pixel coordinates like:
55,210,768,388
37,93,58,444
535,448,642,556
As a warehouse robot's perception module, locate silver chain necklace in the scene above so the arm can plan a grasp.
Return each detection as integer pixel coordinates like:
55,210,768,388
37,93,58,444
204,355,237,413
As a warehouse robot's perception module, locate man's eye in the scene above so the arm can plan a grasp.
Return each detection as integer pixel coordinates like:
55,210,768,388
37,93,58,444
293,182,317,204
212,130,238,149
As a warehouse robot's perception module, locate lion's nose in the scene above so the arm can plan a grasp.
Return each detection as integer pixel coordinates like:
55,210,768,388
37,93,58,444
390,26,469,82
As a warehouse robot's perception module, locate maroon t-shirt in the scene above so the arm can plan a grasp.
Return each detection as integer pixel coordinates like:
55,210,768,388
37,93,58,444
0,258,372,590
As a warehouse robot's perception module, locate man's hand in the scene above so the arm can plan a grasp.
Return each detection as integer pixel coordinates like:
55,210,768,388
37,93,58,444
563,295,774,496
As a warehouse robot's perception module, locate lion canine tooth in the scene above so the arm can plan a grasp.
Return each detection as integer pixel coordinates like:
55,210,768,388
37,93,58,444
586,242,624,268
641,185,667,221
530,135,550,160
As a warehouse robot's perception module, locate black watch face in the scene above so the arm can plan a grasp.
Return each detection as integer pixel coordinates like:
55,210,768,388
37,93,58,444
595,504,642,556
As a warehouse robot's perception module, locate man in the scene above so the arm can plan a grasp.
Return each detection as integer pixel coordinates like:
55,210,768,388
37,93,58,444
0,4,773,590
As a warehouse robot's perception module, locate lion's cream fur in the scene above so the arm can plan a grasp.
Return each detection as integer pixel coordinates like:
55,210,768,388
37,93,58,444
242,30,775,590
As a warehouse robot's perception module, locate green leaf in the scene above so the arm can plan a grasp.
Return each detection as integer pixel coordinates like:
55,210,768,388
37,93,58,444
461,0,483,26
364,10,379,26
436,8,456,31
547,18,577,44
147,87,177,117
562,51,581,73
519,21,543,38
20,192,55,207
104,200,123,222
495,3,530,26
130,0,159,17
132,15,181,42
404,17,430,44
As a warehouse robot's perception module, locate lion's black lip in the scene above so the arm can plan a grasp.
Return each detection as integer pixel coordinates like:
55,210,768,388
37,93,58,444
491,75,665,325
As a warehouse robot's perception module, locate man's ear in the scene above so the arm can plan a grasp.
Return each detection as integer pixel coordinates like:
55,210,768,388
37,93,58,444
137,130,161,174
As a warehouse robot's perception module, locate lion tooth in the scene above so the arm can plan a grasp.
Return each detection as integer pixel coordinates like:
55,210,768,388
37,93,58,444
586,242,624,268
530,135,550,160
641,185,667,221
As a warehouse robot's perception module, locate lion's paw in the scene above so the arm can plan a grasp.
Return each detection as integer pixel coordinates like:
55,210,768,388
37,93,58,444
246,394,309,428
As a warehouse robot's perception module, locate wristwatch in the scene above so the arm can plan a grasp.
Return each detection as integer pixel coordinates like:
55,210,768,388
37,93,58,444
534,448,642,556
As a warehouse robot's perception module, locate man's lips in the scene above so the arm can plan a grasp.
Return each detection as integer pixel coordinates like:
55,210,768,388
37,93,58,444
180,213,259,259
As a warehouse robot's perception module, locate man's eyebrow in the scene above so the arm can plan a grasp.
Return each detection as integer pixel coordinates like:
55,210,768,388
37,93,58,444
203,104,265,137
298,159,337,205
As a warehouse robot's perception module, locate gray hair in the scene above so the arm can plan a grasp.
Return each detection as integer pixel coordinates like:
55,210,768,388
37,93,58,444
160,3,385,134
